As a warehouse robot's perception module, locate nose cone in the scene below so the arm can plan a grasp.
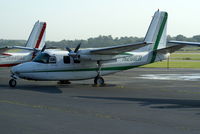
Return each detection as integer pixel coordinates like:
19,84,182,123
11,64,23,75
11,62,33,76
11,62,38,80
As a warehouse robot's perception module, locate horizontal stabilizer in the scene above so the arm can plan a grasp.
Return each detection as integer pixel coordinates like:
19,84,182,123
168,40,200,46
155,45,185,54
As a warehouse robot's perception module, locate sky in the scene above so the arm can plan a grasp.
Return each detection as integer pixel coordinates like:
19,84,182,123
0,0,200,41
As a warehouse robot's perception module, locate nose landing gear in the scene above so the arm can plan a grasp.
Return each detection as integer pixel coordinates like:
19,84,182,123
9,79,17,87
9,75,17,87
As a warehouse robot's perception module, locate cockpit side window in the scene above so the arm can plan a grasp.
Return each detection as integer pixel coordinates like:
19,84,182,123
63,56,70,64
49,56,56,63
33,53,50,63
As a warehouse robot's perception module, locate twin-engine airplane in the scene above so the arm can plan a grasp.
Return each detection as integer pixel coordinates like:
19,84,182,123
0,21,46,67
9,10,199,87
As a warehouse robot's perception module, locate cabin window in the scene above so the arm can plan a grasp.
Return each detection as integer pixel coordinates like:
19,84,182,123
74,59,80,63
63,56,70,64
49,56,56,63
33,53,50,63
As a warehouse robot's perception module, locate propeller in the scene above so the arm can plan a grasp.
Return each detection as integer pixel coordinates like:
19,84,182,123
32,45,46,59
66,43,81,59
34,45,46,56
74,43,81,53
66,47,72,52
41,45,46,52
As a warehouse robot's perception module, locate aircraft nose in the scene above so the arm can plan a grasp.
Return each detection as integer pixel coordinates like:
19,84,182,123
11,63,26,76
11,62,36,76
11,65,20,75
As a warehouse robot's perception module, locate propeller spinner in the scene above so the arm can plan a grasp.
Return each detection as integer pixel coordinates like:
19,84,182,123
66,43,81,59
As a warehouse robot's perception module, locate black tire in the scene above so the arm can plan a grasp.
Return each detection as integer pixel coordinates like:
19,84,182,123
57,80,71,84
9,79,17,87
94,76,104,86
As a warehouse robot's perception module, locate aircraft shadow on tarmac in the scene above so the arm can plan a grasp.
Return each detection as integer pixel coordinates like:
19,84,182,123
18,85,63,94
0,85,62,94
75,96,200,109
0,83,116,94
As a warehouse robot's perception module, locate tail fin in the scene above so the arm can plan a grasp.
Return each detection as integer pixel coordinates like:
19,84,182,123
25,21,46,49
144,10,168,51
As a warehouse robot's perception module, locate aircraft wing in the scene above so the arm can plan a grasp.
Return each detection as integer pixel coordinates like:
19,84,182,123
0,46,40,54
168,40,200,46
0,52,12,57
6,46,39,51
0,47,36,57
155,45,185,54
0,47,15,54
89,42,150,55
0,47,13,57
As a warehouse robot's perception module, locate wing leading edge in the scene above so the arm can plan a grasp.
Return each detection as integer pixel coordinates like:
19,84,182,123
89,42,151,55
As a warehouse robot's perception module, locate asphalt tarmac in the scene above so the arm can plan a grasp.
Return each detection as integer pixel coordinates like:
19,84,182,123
0,67,200,134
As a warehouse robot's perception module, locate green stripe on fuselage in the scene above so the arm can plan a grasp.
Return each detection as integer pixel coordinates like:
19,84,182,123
21,65,140,73
120,52,133,55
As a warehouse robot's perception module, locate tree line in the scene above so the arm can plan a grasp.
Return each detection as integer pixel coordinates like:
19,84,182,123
1,34,200,49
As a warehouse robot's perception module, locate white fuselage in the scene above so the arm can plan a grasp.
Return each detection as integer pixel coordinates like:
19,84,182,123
11,49,169,81
0,51,33,67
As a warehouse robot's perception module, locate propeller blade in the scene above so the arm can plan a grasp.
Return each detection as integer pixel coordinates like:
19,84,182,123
74,43,81,53
66,46,72,52
41,45,46,52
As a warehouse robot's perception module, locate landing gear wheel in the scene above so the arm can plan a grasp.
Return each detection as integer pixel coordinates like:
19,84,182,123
94,76,104,86
57,80,71,84
9,79,17,87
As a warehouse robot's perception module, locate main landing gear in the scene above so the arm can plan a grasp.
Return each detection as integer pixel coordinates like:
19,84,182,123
94,61,105,86
57,80,71,84
94,76,104,86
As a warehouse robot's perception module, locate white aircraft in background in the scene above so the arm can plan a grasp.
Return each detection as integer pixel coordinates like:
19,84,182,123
0,21,46,67
9,10,199,87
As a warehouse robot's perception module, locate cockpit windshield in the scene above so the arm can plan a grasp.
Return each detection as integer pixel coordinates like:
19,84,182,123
33,53,50,63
